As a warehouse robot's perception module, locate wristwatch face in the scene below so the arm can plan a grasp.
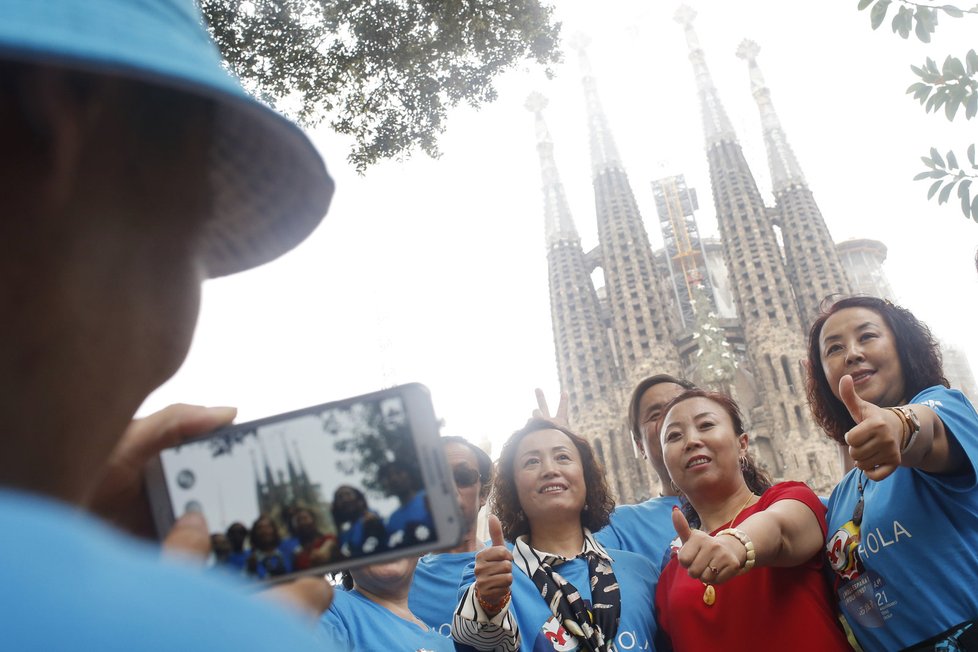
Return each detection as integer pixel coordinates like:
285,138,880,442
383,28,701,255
900,406,921,433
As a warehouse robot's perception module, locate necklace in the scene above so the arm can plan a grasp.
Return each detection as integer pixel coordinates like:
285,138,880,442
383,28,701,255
702,490,755,607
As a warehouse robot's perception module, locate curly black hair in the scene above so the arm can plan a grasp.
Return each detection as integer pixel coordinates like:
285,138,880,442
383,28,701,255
805,295,947,444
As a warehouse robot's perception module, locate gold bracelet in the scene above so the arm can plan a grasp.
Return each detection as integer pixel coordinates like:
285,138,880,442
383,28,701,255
476,588,511,614
885,407,911,447
717,528,756,574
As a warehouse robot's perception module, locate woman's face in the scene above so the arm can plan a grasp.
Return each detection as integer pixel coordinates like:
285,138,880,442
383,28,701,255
661,397,747,496
819,306,906,408
514,429,586,526
253,518,277,549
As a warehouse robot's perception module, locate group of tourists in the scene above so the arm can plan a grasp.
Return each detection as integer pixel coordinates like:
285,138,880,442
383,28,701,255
326,296,978,652
3,1,975,651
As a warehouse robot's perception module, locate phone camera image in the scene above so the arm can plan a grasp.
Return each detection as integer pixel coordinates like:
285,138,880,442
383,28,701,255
158,391,439,582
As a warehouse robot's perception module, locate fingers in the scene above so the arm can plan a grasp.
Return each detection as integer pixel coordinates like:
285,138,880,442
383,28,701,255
838,375,868,425
162,511,211,564
262,577,334,622
672,506,692,545
533,388,549,420
488,514,506,547
121,404,238,462
554,391,569,427
675,531,743,586
864,463,899,481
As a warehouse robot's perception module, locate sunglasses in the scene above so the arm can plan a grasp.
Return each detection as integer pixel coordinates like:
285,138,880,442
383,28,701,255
453,466,482,489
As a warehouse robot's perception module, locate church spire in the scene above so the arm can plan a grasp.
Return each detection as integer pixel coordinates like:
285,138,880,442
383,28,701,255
569,34,623,173
735,40,806,193
674,6,737,147
526,92,579,247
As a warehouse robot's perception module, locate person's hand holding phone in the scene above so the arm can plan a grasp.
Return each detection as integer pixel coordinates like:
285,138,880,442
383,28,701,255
86,403,238,539
474,515,513,617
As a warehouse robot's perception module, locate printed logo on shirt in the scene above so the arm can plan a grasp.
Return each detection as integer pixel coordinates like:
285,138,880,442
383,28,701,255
535,615,578,651
857,520,912,559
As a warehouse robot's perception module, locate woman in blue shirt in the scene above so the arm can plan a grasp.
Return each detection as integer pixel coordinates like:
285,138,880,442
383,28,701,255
806,295,978,650
452,418,659,652
321,557,453,651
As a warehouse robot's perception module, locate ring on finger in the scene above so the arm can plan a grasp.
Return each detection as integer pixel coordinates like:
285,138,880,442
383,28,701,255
709,566,719,576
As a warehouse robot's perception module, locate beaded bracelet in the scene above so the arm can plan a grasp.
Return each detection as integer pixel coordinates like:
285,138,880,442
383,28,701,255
717,528,756,574
476,588,511,615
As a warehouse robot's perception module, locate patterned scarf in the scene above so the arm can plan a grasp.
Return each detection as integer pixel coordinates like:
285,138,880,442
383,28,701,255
513,530,621,652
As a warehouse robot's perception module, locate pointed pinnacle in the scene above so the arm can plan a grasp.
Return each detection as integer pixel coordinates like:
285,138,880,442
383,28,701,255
735,39,761,62
674,5,697,26
525,91,549,113
567,32,591,54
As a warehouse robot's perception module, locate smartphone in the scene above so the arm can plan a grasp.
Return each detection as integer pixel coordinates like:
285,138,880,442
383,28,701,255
146,383,462,585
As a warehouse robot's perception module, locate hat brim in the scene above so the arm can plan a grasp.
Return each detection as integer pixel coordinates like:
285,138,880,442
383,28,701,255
0,0,334,278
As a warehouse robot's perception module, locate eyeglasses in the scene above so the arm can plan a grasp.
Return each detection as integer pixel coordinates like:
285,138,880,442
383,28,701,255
453,466,482,489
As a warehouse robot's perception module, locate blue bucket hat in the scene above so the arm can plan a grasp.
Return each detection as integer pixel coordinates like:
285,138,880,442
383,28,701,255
0,0,335,278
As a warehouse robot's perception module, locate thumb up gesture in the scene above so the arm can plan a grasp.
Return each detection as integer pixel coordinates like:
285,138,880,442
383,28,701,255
671,507,745,586
474,515,513,616
839,374,903,481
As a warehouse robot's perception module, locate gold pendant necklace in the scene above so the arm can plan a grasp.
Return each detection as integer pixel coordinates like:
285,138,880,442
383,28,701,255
702,490,755,607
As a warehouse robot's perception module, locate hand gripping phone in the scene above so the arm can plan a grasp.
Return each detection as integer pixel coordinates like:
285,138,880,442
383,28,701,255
146,383,462,585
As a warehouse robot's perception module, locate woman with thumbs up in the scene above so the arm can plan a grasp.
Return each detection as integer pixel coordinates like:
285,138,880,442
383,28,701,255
451,418,659,652
807,296,978,651
654,389,851,651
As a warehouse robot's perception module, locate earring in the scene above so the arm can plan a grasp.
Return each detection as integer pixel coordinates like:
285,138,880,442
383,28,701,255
740,456,748,471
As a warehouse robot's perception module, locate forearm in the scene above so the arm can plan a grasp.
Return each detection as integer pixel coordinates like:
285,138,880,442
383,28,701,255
451,584,520,652
902,405,968,475
729,500,823,569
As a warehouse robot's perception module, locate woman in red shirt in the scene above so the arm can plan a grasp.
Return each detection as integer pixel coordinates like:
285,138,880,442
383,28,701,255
654,389,851,651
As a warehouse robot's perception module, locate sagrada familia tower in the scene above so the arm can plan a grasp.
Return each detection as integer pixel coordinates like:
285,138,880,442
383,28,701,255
529,8,860,501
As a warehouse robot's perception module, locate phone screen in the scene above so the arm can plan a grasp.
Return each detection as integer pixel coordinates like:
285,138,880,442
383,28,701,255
151,384,455,583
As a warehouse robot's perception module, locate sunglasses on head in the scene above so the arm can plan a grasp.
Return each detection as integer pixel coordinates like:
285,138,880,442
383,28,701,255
453,466,482,488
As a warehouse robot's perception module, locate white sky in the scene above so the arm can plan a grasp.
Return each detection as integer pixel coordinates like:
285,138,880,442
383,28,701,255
142,1,978,459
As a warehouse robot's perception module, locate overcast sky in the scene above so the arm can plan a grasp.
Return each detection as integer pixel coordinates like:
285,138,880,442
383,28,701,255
142,1,978,459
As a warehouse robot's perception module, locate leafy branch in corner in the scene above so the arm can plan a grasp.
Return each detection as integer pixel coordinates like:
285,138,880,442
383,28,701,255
857,0,977,42
857,0,977,224
907,50,978,119
914,145,978,221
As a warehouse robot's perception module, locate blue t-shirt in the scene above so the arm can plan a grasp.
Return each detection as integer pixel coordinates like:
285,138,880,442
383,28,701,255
456,549,659,652
826,386,978,650
386,490,435,548
320,587,453,651
409,550,477,638
0,489,334,651
594,495,679,567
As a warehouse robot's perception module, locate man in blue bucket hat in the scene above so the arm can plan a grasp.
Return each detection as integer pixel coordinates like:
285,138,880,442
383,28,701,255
0,1,340,648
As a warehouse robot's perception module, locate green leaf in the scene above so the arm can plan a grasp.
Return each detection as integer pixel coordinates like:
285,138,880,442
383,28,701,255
915,171,935,180
942,4,965,17
922,155,937,168
946,95,961,120
914,11,933,42
926,57,940,75
963,188,973,218
968,143,976,167
938,181,956,204
871,0,891,29
945,56,967,78
958,179,972,198
967,50,978,75
893,6,913,37
971,195,978,222
967,92,978,119
857,0,874,9
931,148,945,167
928,179,944,198
948,150,959,169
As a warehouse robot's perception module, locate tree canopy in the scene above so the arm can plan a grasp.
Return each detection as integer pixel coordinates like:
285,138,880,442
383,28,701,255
201,0,562,172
